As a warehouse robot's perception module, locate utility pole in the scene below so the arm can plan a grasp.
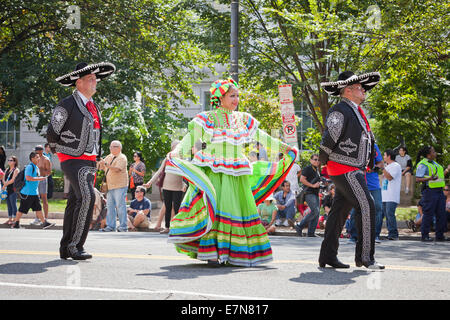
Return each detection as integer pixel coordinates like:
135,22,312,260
230,0,239,84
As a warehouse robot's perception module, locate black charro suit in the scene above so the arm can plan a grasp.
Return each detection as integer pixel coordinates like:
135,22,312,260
47,89,102,259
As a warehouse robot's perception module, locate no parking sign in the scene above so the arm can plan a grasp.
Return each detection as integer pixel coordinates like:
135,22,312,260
278,84,298,146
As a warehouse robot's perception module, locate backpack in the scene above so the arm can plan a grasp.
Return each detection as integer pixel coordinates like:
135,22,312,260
13,164,35,195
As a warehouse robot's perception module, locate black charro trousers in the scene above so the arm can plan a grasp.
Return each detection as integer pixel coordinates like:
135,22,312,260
60,159,97,256
319,170,376,264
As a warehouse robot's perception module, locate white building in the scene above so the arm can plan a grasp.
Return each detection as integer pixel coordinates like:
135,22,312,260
1,68,226,172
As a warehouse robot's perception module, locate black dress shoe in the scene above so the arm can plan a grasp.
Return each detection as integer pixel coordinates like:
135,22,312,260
60,247,69,260
70,251,92,260
319,258,350,268
421,236,433,242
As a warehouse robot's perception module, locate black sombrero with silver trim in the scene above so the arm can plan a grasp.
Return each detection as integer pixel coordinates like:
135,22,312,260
320,71,380,96
55,62,116,87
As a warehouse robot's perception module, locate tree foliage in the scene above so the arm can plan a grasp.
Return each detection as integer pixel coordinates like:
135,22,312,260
0,0,217,168
364,0,449,164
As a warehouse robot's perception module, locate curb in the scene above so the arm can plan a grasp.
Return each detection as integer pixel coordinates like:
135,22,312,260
0,221,427,241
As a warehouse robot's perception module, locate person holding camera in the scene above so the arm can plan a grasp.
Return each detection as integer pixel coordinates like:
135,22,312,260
295,154,321,237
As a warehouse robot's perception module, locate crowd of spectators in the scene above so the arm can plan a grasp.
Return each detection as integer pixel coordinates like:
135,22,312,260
1,140,449,240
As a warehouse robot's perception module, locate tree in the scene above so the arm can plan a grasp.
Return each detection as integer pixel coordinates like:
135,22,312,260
0,0,214,134
365,1,449,164
196,0,388,132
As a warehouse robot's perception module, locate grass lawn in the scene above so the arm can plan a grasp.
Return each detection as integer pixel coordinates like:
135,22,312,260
293,205,419,222
0,199,68,212
2,198,420,221
395,206,419,221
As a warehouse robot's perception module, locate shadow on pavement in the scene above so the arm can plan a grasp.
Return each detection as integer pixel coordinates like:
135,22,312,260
0,259,77,275
290,268,368,286
136,263,277,280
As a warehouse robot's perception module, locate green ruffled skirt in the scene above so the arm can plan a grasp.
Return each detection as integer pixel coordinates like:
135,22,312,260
166,150,297,267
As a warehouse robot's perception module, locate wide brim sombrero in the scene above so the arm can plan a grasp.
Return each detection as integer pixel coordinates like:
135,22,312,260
320,71,380,96
55,62,116,87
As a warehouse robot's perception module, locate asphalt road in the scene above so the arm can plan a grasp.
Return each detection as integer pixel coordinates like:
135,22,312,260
0,229,449,301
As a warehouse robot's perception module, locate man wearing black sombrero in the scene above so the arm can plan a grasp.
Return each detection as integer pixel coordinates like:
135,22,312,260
318,71,385,270
47,62,115,260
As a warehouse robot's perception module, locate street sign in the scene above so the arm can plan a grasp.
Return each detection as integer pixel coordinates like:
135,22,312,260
278,84,298,148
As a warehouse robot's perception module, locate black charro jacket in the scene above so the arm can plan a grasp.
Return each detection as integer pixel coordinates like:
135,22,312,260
319,98,375,172
46,90,102,160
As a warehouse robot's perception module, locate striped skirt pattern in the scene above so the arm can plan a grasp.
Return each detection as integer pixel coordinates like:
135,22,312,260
166,150,297,267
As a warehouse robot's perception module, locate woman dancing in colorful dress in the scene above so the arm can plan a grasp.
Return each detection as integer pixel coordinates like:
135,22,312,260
166,78,298,267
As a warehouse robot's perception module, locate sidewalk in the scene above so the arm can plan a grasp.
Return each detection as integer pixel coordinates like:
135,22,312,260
1,211,445,241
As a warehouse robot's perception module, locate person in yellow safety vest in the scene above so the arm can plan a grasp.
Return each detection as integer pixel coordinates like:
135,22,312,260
415,146,447,242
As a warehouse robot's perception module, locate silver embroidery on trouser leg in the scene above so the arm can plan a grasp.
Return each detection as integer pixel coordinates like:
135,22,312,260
345,170,371,262
68,166,97,255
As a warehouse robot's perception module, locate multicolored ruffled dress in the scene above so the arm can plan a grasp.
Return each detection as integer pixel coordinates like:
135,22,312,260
166,106,298,267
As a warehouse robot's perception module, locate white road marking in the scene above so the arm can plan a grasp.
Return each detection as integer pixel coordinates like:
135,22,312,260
0,281,278,300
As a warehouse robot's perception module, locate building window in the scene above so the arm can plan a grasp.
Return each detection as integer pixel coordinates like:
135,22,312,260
296,104,315,151
203,91,212,111
0,114,20,150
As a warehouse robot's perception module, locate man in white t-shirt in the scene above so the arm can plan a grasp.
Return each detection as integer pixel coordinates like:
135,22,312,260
381,149,402,240
286,161,301,196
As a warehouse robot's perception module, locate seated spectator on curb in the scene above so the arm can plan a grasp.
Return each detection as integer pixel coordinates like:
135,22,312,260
127,186,151,231
257,194,278,235
90,188,107,231
406,199,425,232
274,181,296,227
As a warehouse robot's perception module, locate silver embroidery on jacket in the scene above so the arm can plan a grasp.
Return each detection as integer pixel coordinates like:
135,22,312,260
320,145,332,155
327,111,344,143
55,117,90,156
338,138,358,155
51,107,68,135
328,132,368,167
60,130,79,144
